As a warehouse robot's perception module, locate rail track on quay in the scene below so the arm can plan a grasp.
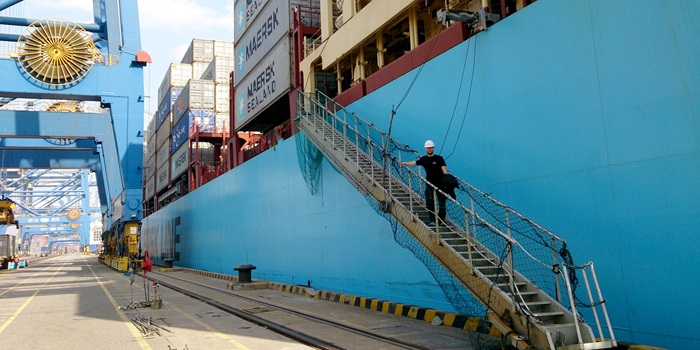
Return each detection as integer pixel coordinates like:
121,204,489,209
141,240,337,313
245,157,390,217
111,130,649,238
142,270,458,350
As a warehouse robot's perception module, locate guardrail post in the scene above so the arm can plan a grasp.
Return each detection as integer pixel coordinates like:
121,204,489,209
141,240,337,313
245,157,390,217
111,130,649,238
387,151,393,198
469,187,477,239
506,210,515,309
355,115,360,171
590,262,617,345
408,167,414,213
561,264,584,346
433,187,439,235
369,141,374,181
466,210,473,266
553,236,561,303
581,264,604,339
343,111,347,155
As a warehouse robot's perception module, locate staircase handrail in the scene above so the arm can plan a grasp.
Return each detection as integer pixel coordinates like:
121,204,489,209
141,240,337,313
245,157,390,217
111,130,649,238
299,90,572,299
402,147,567,245
309,90,566,249
296,89,617,349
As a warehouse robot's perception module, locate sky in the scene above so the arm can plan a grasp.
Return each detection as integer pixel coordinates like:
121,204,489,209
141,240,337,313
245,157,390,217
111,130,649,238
22,0,235,117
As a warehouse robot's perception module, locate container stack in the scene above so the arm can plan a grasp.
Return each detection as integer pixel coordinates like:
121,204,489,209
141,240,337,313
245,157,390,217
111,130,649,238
143,117,157,206
143,38,235,214
201,54,234,132
150,63,194,204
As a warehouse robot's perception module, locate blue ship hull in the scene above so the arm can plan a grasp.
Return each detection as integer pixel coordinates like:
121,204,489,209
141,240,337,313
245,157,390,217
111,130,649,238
143,1,700,348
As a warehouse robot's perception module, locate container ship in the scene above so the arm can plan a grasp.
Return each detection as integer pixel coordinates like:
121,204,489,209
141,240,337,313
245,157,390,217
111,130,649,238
138,1,699,349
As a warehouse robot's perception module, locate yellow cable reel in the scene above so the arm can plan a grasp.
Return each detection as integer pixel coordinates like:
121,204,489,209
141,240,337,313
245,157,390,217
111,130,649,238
16,18,101,86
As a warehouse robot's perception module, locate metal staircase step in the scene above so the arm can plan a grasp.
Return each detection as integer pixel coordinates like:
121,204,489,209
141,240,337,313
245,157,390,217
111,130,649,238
442,238,469,247
439,230,463,238
448,244,473,253
465,257,497,267
496,281,527,289
517,290,539,299
475,265,504,273
484,274,511,282
531,311,565,319
446,238,468,244
523,300,551,308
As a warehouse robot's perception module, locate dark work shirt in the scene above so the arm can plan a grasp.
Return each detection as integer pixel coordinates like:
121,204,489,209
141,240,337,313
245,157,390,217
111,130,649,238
416,155,446,186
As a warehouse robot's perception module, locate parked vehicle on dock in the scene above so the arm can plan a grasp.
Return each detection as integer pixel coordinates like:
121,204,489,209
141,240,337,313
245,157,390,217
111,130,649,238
1,234,18,269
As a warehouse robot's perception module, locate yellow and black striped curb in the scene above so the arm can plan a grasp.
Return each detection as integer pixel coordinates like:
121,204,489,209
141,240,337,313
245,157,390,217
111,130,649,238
150,266,667,349
268,282,500,335
170,267,497,334
624,345,667,350
177,267,237,281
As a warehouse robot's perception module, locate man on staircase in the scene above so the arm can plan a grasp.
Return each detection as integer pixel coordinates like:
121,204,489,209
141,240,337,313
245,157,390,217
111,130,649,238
401,140,448,226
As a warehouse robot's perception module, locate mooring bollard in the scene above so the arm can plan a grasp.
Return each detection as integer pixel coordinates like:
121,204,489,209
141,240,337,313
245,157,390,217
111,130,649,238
234,264,256,283
163,258,174,268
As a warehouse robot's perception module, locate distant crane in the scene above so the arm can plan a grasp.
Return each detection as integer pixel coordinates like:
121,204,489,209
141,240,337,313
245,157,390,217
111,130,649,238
0,0,151,271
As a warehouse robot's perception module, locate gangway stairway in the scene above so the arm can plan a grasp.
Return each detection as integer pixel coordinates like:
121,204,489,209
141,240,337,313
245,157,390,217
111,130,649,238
295,91,617,350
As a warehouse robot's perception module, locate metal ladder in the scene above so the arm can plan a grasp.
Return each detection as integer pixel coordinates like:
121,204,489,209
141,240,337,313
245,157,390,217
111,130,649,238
295,91,617,350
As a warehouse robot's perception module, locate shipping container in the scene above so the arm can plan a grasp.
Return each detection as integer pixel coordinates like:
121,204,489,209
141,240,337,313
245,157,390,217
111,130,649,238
156,162,170,192
157,86,183,125
176,108,216,136
144,175,155,200
193,142,216,165
146,132,156,160
187,109,217,133
172,80,216,124
171,142,190,178
214,83,229,113
171,109,218,154
234,0,289,86
144,155,156,180
216,113,228,133
155,113,171,148
213,40,234,58
201,56,235,85
171,115,189,154
235,40,291,131
180,38,214,64
157,63,193,106
156,139,170,169
146,137,155,159
193,62,209,81
234,0,270,42
147,116,156,139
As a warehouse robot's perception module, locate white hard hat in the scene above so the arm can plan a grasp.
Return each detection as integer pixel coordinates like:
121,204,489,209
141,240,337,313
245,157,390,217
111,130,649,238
424,140,435,148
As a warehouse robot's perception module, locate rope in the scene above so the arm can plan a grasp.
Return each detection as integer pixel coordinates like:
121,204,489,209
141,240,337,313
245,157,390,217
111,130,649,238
439,38,471,155
445,35,478,160
394,28,442,113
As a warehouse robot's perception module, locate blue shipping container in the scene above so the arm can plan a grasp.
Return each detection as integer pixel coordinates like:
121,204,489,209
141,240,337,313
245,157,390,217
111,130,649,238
156,87,183,128
171,115,189,154
187,109,216,133
171,109,217,154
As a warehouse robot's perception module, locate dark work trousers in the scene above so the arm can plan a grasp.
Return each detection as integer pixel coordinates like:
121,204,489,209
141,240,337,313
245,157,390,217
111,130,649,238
425,186,447,223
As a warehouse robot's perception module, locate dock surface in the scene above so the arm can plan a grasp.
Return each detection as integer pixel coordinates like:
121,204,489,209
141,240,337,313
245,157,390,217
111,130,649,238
0,254,477,350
